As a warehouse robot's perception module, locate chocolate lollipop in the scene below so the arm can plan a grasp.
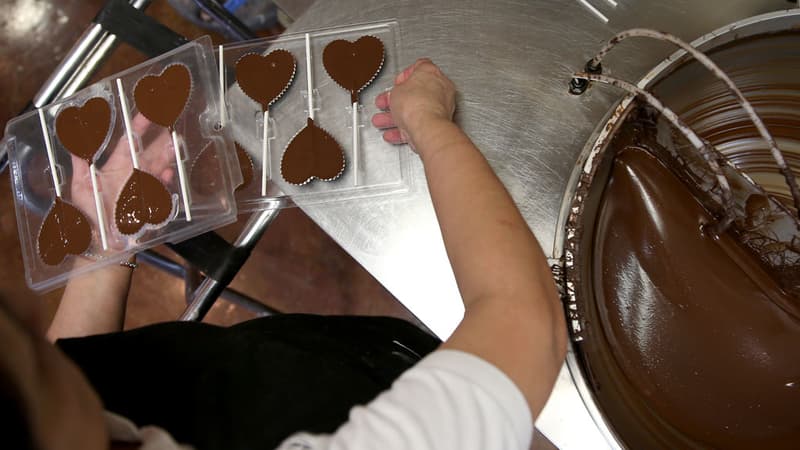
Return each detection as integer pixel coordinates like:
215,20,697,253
113,77,175,235
235,50,296,195
36,109,92,265
323,36,384,185
281,34,345,185
55,97,112,250
132,64,193,221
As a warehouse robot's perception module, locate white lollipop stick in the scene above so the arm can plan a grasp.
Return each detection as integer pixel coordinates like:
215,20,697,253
116,78,139,170
305,33,314,120
218,45,226,126
89,164,109,249
171,130,192,222
262,109,270,196
352,101,359,185
38,109,61,198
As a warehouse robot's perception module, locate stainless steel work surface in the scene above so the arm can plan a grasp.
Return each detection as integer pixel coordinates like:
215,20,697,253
284,1,790,448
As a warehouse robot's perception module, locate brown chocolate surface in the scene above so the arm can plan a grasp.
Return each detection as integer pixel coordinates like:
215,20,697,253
235,50,296,110
55,97,111,164
591,148,800,449
114,168,173,235
133,64,191,129
322,36,384,103
579,31,800,449
37,197,92,265
235,141,254,192
281,118,344,185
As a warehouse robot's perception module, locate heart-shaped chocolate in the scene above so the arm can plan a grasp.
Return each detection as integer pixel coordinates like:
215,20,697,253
235,50,296,110
133,64,192,129
115,169,173,235
323,36,385,103
38,198,92,266
281,118,345,185
55,97,112,164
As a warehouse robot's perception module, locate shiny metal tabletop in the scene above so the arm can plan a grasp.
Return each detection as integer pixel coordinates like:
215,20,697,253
286,1,789,448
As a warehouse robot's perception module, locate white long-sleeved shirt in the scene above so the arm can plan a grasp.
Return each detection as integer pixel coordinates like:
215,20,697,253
277,349,532,449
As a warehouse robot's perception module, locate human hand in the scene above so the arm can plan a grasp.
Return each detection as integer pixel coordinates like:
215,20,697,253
69,113,174,249
371,58,456,155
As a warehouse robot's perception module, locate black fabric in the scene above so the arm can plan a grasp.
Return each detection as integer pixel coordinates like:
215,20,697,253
58,314,440,450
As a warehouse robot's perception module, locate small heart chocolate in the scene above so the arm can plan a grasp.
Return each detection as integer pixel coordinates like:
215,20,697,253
38,198,92,266
281,118,345,185
235,50,296,110
134,64,192,129
323,36,385,103
115,169,173,235
55,97,112,164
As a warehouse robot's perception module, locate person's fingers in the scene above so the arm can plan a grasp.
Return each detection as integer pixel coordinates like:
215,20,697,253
160,167,175,185
131,112,152,133
382,128,406,145
371,112,396,129
375,91,390,110
395,58,434,85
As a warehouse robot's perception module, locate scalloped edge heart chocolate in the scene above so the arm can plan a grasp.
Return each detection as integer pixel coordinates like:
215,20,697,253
235,49,297,110
280,118,345,186
322,35,385,103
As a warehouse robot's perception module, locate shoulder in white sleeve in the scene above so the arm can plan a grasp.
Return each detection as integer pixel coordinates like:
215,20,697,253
277,349,533,450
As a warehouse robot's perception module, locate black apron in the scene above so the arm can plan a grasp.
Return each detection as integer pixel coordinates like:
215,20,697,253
58,314,440,450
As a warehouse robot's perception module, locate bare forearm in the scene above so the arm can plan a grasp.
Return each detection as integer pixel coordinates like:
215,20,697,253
414,118,567,414
47,263,133,341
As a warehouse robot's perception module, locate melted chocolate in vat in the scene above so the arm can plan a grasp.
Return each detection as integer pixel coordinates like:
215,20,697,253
114,169,173,235
281,118,345,185
323,36,384,103
235,50,296,110
55,97,111,163
582,32,800,448
38,198,92,265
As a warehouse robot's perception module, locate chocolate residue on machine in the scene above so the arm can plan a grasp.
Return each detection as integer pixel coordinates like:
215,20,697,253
569,31,800,449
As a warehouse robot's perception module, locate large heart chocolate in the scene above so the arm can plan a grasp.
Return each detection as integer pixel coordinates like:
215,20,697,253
38,198,92,266
115,169,173,235
235,50,296,110
55,97,112,164
323,36,385,103
281,118,345,185
133,64,192,129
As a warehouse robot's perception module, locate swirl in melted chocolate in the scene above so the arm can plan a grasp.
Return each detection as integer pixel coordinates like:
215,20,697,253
578,31,800,449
